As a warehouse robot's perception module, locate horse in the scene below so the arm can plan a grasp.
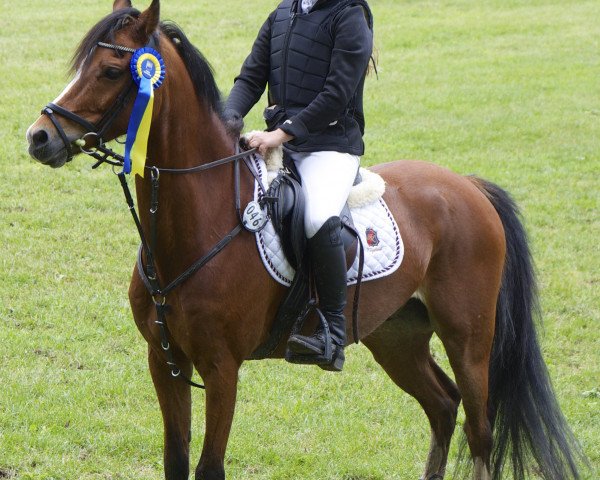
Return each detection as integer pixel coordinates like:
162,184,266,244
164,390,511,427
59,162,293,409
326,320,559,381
26,1,584,479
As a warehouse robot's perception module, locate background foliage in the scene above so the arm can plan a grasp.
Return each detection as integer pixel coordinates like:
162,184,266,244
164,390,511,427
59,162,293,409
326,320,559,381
0,0,598,478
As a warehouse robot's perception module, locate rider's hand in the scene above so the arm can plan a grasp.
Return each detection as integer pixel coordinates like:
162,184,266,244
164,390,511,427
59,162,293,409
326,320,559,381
247,129,294,157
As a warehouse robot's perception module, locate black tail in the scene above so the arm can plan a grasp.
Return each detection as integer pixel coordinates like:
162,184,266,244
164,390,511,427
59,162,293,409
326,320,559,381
474,178,585,479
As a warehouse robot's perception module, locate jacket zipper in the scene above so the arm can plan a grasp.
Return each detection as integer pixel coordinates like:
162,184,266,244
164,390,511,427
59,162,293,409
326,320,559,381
281,10,297,113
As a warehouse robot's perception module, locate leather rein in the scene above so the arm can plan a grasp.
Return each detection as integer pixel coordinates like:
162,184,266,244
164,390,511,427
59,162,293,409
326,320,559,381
41,41,264,390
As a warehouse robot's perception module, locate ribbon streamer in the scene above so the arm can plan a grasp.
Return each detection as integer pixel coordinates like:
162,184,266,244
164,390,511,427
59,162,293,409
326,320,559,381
123,48,165,177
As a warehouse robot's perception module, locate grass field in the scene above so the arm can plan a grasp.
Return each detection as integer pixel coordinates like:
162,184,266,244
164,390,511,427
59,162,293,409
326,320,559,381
1,0,598,479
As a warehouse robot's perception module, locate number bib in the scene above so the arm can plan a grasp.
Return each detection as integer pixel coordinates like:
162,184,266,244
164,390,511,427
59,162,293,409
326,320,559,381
242,201,268,233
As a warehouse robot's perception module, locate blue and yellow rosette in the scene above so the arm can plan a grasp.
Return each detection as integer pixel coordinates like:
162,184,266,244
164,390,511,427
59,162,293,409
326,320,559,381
123,47,165,177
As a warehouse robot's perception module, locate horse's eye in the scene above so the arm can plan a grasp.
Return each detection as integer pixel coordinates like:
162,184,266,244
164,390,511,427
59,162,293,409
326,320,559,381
104,67,124,80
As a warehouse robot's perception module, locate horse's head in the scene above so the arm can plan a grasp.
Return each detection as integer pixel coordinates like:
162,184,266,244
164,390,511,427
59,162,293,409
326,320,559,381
26,0,162,168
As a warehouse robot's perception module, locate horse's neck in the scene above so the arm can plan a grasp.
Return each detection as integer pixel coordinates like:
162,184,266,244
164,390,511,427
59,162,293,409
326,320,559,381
135,88,237,280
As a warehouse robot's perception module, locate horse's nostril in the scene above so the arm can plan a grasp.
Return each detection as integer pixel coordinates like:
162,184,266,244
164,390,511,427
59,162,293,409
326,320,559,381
32,129,49,147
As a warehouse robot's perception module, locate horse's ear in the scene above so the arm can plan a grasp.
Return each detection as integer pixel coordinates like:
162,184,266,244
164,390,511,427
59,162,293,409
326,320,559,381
113,0,132,11
136,0,160,40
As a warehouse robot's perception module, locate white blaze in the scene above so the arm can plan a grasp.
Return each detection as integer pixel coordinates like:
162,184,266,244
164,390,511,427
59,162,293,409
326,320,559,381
26,69,82,141
52,70,82,104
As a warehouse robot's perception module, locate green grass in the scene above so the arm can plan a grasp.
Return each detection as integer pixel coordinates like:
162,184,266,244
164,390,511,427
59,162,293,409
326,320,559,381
1,0,598,479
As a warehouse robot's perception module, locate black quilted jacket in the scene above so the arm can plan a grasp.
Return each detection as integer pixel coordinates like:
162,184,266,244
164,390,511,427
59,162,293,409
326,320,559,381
225,0,373,155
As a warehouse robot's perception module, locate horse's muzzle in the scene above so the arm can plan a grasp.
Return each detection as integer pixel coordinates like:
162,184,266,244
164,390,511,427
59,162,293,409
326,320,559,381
26,120,73,168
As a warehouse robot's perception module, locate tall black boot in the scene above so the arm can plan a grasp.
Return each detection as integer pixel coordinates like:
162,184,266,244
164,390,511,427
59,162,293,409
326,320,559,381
287,216,347,372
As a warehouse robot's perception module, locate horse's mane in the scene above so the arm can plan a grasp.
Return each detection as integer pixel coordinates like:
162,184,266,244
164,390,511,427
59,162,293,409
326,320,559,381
160,21,222,115
71,8,222,115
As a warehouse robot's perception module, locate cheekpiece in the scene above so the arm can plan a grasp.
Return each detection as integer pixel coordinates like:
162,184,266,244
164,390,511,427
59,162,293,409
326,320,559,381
130,47,165,89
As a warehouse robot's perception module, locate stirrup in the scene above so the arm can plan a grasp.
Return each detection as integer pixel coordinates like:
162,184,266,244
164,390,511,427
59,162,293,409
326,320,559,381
285,308,333,364
287,331,326,355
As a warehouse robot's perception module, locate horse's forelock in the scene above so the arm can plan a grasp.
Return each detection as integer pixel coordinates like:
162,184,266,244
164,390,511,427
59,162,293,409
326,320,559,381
70,8,141,74
68,11,222,118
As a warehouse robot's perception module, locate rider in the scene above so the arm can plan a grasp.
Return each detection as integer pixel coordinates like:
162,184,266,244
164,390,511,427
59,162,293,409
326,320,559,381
224,0,374,371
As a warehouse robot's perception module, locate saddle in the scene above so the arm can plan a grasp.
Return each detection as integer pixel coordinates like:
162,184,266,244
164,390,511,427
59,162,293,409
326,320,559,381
265,156,360,269
249,151,364,360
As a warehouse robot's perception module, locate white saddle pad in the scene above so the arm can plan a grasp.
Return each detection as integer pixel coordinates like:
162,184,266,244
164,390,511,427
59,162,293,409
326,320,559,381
250,156,403,286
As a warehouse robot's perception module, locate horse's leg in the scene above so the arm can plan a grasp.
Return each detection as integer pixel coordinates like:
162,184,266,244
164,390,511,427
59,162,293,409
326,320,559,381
129,271,194,480
194,356,240,480
426,275,499,480
425,358,462,478
129,267,192,480
362,299,461,480
148,345,193,480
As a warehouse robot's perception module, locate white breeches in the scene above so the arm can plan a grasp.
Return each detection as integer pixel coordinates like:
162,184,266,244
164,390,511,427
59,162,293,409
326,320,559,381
291,151,360,239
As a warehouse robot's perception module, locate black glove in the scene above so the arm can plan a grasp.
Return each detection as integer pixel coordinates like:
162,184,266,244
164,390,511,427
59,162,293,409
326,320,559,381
222,109,244,138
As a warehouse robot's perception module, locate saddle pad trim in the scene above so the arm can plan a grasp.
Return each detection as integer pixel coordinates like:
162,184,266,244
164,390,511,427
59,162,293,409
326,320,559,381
251,156,404,287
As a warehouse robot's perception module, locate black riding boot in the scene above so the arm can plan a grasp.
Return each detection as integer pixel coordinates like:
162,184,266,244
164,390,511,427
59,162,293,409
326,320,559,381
287,216,347,372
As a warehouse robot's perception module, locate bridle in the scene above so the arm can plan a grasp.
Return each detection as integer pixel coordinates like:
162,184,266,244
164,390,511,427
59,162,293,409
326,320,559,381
41,42,139,168
41,40,264,390
43,95,136,167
